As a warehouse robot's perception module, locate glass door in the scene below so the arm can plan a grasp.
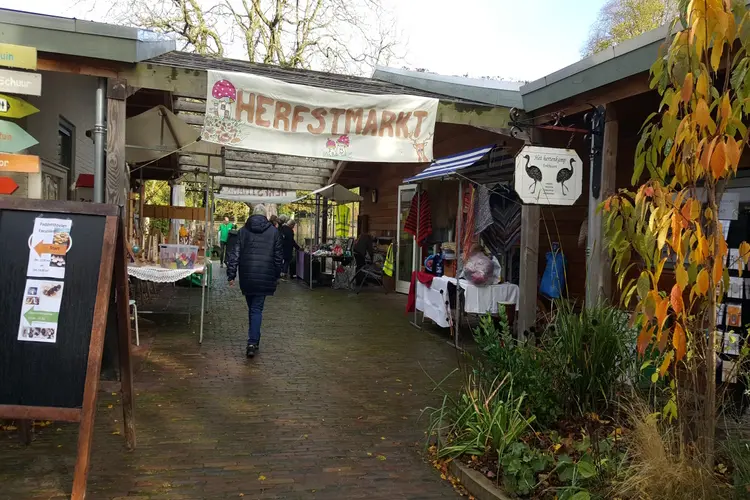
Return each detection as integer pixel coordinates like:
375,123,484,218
396,184,418,294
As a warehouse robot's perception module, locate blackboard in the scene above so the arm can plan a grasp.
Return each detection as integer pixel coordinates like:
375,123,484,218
0,210,105,408
0,197,135,500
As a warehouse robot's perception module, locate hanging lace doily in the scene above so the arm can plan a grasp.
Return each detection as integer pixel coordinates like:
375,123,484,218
127,264,204,283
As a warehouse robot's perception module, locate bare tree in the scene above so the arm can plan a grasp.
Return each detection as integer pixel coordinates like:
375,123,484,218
87,0,402,75
582,0,677,57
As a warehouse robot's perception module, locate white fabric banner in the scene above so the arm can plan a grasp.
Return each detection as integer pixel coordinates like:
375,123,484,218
202,70,439,163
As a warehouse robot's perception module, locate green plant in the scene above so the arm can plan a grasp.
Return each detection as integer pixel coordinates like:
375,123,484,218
545,301,636,417
500,441,554,496
472,310,562,425
723,437,750,497
426,372,535,460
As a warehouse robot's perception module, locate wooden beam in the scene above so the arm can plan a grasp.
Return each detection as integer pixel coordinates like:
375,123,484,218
143,204,205,220
518,130,540,340
173,98,205,113
106,85,127,206
184,166,327,184
38,56,121,79
213,176,322,191
225,150,335,169
329,161,348,184
122,62,515,130
532,72,651,122
586,104,617,306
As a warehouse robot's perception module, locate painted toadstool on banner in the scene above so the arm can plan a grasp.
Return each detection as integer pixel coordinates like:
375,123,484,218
211,79,237,118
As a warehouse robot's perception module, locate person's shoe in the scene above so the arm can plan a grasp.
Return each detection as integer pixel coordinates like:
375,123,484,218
246,344,258,358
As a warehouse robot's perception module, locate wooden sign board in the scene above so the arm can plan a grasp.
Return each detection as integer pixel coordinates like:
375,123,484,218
0,177,18,195
0,153,40,173
0,93,39,119
143,204,204,221
0,69,42,97
0,44,37,71
0,120,38,153
514,146,583,206
0,198,135,500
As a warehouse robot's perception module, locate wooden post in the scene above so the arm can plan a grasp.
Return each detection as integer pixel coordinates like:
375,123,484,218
106,79,127,207
518,205,540,340
585,105,617,306
115,218,136,450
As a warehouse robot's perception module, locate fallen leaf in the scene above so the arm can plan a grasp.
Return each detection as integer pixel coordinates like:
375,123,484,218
112,430,121,435
381,437,386,440
376,455,387,461
107,404,113,409
239,494,244,497
367,452,373,457
258,475,266,481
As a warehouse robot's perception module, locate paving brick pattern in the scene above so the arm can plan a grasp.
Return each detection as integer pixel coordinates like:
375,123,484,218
0,271,461,499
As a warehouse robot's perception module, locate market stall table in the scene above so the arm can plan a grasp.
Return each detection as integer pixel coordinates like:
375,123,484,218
416,276,519,331
127,261,212,342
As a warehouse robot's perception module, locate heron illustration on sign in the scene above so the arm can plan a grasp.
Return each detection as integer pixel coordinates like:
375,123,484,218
556,158,575,196
522,155,543,194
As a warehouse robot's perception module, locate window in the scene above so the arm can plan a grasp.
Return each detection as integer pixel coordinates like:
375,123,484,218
57,117,74,170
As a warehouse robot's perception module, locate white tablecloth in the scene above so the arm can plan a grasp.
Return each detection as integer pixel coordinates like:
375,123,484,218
415,276,454,328
458,280,520,313
127,264,206,283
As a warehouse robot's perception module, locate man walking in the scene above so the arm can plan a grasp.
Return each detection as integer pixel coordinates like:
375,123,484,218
279,219,301,280
226,204,283,358
218,216,234,268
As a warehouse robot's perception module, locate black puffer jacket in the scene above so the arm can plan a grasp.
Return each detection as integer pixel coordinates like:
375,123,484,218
226,215,283,296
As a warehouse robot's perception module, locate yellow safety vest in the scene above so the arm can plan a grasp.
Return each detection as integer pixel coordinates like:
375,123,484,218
335,205,350,237
383,244,394,277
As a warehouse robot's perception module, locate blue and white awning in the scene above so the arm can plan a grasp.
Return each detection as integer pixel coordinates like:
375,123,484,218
403,145,495,183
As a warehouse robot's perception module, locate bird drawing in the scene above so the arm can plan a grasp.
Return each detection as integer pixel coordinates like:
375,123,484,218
556,158,575,196
523,155,543,194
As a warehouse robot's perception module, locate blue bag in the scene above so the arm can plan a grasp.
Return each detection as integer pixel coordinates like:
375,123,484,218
540,249,566,299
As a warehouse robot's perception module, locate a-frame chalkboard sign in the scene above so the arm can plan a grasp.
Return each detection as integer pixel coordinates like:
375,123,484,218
0,197,136,499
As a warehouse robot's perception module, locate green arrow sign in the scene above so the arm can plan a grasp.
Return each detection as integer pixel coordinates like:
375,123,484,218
0,119,37,153
24,307,59,324
0,93,39,119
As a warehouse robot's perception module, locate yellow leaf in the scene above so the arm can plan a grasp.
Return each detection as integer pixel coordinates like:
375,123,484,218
258,475,266,481
720,94,731,126
696,72,709,97
713,256,724,286
655,297,669,330
695,99,712,129
659,351,674,377
673,322,687,360
682,72,694,103
711,141,728,179
740,241,750,266
727,136,741,172
696,269,710,296
711,39,724,72
377,455,387,461
676,265,689,289
671,284,685,315
112,430,120,435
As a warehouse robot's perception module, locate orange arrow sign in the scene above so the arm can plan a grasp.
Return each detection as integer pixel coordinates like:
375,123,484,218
34,241,67,256
0,176,18,195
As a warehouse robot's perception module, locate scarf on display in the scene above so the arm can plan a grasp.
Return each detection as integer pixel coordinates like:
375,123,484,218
474,184,493,235
481,185,522,257
404,191,433,245
461,185,477,261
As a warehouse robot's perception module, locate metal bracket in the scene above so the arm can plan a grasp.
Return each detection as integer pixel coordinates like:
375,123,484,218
509,108,591,142
584,105,606,199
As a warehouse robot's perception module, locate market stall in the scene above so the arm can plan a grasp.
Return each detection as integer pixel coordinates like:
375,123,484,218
292,184,363,290
402,145,522,346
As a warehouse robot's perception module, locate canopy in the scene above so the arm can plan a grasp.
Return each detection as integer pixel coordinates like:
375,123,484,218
293,184,363,204
126,105,222,169
404,145,494,183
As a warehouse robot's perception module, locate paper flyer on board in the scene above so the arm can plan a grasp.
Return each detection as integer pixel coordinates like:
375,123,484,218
17,279,64,343
26,217,72,279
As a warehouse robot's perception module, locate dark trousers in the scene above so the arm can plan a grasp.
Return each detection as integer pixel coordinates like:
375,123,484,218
220,241,228,265
283,252,293,276
244,294,266,346
354,252,366,285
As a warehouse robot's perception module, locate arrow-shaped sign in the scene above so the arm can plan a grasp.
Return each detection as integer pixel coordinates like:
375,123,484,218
0,120,37,153
34,241,67,256
0,94,38,119
0,176,18,195
24,306,58,324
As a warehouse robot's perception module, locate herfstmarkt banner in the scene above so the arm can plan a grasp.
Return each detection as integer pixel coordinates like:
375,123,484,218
201,70,439,163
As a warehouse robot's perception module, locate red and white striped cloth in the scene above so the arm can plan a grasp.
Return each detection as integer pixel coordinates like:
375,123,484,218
404,191,433,245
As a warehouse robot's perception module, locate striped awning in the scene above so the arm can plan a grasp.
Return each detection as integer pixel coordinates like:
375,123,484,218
403,145,495,183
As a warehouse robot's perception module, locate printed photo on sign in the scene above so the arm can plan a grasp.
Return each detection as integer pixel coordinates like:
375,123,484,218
514,146,583,206
26,217,72,279
18,279,64,343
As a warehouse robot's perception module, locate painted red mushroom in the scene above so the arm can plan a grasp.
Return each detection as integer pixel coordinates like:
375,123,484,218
212,80,237,103
326,138,336,149
337,134,350,147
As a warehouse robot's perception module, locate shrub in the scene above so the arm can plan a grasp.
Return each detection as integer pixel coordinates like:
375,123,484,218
472,309,562,425
545,301,636,417
723,437,750,498
426,372,535,460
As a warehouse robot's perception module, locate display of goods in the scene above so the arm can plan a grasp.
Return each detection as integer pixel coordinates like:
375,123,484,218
159,244,199,269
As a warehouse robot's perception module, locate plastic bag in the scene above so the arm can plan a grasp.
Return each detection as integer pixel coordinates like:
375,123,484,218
540,250,566,299
464,252,494,286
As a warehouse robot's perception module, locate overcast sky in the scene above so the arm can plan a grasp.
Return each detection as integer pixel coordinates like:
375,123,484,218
3,0,606,82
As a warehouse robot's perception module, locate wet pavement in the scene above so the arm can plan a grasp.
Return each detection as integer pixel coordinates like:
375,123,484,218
0,268,462,499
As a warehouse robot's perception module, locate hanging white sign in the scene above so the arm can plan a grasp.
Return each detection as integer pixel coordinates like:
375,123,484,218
217,186,297,204
202,70,439,163
514,146,583,206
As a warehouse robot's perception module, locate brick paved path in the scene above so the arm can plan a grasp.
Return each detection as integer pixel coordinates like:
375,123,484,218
0,272,462,499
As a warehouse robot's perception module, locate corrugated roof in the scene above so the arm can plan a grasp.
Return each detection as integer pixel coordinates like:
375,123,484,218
146,52,485,103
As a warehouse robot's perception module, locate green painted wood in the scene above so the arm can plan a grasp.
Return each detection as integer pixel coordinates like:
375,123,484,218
0,119,37,153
